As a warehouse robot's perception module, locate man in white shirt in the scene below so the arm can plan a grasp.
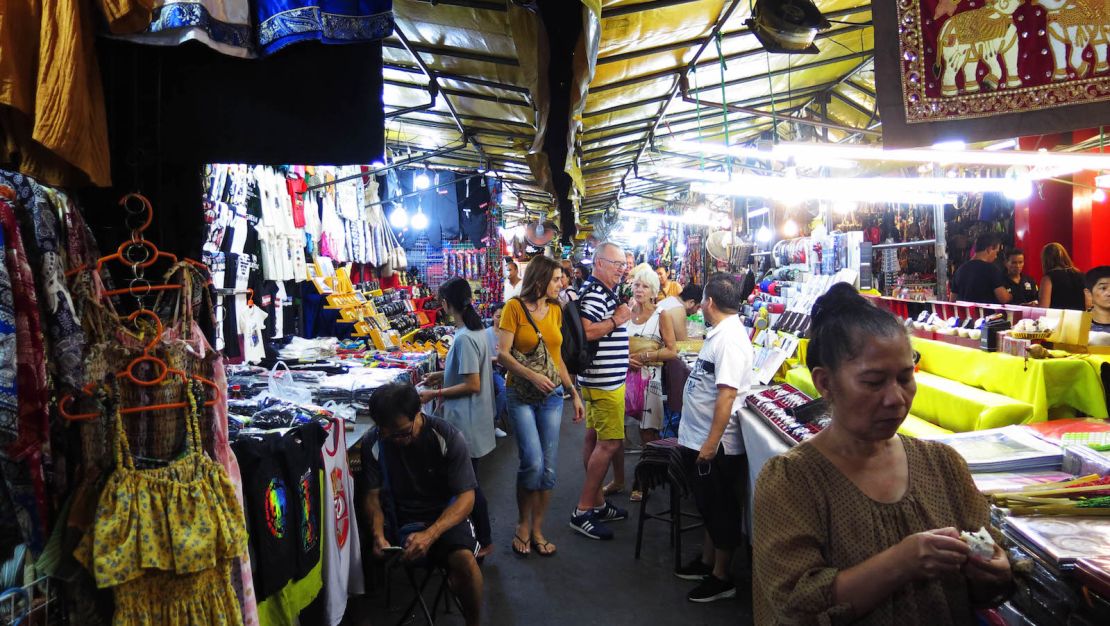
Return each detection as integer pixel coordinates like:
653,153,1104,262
675,272,754,603
503,258,522,299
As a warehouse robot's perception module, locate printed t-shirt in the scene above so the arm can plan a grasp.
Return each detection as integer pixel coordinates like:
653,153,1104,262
678,314,753,455
321,421,364,626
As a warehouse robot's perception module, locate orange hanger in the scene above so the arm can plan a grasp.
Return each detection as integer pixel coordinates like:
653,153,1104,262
59,310,219,421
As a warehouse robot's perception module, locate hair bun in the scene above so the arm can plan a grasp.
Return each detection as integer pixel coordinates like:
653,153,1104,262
811,282,867,328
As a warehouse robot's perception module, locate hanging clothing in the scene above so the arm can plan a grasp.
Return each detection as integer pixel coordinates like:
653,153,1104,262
75,382,248,626
119,1,255,59
321,420,364,626
0,0,137,187
255,0,394,56
0,199,48,551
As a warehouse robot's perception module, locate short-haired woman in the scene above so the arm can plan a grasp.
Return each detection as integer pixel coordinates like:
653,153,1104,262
498,256,585,557
753,283,1012,624
1040,242,1090,310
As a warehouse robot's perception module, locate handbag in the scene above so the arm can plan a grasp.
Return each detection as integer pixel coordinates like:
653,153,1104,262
507,299,560,405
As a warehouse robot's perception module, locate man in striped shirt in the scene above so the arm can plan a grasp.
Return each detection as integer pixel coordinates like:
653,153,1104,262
569,242,633,540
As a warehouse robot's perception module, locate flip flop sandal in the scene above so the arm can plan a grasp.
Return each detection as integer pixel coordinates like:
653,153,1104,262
531,540,557,557
512,534,530,557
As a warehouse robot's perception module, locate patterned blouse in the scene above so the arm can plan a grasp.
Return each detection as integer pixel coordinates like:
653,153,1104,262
753,435,990,625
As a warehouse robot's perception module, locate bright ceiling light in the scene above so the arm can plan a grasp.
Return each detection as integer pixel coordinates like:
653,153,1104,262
389,205,409,229
414,173,431,190
931,140,966,151
620,209,723,227
411,207,429,230
669,139,1110,173
782,219,800,238
652,166,730,182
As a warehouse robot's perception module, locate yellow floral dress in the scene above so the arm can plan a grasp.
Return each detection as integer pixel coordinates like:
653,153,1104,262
76,383,248,626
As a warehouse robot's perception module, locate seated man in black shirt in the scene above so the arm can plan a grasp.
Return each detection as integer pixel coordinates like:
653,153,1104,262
951,233,1012,305
361,383,482,626
1002,248,1039,305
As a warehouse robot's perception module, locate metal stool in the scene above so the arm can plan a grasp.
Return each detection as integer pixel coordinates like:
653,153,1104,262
632,438,703,572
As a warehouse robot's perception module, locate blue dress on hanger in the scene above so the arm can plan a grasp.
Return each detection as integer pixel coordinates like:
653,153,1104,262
256,0,394,56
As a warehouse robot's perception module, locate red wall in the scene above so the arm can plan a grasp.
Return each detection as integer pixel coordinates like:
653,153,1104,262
1014,134,1072,280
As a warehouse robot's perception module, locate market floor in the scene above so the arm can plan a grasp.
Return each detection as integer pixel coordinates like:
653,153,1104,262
344,404,755,625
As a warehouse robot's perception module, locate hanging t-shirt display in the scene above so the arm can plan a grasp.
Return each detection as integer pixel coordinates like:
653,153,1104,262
232,421,327,602
458,176,491,245
321,421,365,626
277,422,327,581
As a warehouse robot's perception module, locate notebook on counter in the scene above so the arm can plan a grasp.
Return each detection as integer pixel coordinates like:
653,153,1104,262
925,426,1063,473
1004,516,1110,568
971,470,1076,495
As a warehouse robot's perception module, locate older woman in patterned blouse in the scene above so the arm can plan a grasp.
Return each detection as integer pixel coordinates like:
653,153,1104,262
753,284,1013,625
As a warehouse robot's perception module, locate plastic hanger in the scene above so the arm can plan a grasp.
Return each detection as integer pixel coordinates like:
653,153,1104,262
59,310,219,421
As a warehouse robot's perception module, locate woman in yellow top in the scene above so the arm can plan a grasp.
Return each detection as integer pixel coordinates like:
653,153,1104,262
753,284,1012,625
498,256,584,557
656,265,681,300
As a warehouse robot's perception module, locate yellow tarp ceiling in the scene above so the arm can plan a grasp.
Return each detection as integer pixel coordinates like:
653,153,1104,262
572,0,878,218
383,0,555,218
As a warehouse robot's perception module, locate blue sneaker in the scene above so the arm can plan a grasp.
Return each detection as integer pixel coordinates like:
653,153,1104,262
595,499,628,522
569,509,613,540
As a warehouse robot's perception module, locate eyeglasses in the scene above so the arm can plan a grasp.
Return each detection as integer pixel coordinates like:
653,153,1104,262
383,423,415,442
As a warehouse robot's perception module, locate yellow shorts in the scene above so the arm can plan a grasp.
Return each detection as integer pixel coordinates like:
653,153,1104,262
582,385,626,441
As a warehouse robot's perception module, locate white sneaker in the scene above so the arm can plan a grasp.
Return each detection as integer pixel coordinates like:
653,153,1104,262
495,428,508,438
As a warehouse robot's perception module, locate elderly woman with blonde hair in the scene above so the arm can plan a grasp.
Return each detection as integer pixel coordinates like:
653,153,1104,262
602,263,679,501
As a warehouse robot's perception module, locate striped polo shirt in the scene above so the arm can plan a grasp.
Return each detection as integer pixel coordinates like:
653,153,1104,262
578,276,629,390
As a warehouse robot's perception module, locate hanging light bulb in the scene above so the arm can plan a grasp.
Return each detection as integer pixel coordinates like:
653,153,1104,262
389,204,409,229
411,206,429,230
414,172,431,190
756,226,772,243
782,219,800,238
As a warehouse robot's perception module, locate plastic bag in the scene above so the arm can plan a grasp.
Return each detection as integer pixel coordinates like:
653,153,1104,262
268,361,314,405
625,369,648,419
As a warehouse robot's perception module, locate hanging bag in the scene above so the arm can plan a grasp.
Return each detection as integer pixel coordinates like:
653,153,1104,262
506,298,559,405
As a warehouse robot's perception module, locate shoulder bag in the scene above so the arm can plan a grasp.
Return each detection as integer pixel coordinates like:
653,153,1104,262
507,298,559,405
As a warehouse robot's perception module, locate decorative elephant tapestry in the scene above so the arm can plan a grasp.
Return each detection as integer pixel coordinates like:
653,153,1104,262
873,0,1110,147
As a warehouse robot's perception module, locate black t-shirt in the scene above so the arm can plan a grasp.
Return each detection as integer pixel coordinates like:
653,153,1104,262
1046,268,1088,310
952,259,1005,304
1004,274,1039,305
361,417,477,523
231,421,326,601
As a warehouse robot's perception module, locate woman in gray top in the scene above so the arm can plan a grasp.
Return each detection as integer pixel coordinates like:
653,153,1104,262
421,277,496,556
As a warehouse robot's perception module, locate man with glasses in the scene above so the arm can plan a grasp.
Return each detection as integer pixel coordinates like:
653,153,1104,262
361,383,483,626
570,242,633,540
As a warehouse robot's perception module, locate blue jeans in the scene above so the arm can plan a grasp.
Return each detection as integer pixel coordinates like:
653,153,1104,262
492,370,508,423
507,385,564,491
